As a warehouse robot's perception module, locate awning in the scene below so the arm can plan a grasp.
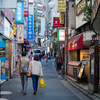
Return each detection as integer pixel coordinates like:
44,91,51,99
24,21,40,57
24,38,31,45
66,34,83,51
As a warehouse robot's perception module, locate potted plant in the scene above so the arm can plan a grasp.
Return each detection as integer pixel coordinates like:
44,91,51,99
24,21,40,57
52,42,57,58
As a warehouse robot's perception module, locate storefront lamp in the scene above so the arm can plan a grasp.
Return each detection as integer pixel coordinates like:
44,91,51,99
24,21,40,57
48,1,55,9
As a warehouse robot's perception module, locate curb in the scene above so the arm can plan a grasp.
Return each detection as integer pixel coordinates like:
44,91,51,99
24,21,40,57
62,75,100,100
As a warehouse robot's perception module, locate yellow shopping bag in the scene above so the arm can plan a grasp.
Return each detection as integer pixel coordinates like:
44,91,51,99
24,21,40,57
39,78,46,88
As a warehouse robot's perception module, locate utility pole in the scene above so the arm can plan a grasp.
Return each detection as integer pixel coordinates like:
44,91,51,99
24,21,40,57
65,0,68,75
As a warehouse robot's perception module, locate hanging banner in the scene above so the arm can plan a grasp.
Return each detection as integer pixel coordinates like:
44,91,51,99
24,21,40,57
24,0,29,16
27,15,33,42
57,0,66,12
58,30,66,41
0,0,17,9
17,24,24,43
15,1,24,23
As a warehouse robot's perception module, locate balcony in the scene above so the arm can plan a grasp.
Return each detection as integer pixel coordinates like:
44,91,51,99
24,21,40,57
91,0,100,34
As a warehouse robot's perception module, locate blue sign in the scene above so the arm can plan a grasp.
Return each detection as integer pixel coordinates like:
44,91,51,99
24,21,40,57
15,1,24,23
27,15,33,42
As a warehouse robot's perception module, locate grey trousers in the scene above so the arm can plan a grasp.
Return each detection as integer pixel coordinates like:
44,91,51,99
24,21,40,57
20,74,28,92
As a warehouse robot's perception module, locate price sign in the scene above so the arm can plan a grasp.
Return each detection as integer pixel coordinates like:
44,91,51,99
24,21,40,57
82,60,87,65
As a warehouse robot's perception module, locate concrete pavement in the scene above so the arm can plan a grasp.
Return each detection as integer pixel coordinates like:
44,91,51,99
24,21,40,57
0,59,93,100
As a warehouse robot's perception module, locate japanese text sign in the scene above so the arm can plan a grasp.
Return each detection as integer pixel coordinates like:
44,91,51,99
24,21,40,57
53,17,64,27
24,0,29,16
17,24,24,43
57,0,66,12
15,1,24,23
58,30,66,41
27,15,33,42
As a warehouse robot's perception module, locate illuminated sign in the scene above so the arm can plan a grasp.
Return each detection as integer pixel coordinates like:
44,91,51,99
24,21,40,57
58,30,66,41
15,1,24,23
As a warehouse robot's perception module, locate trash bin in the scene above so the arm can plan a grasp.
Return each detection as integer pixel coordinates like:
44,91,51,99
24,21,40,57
57,58,62,70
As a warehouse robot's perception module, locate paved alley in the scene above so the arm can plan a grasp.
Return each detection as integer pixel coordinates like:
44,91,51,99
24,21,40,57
1,59,91,100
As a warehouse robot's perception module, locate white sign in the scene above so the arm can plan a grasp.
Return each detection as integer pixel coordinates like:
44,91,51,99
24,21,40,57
0,0,17,9
4,18,10,38
0,15,4,34
58,30,66,41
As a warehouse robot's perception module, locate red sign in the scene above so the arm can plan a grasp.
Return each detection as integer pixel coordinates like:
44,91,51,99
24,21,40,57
24,0,28,16
53,17,64,27
57,58,62,63
24,11,28,16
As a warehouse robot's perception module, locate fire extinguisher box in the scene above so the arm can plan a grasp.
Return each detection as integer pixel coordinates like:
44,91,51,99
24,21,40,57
57,58,62,70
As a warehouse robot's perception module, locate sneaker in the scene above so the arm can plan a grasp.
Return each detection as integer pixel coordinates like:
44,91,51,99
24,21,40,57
23,91,27,95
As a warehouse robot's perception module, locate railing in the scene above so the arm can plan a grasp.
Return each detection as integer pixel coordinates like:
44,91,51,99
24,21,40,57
91,0,100,23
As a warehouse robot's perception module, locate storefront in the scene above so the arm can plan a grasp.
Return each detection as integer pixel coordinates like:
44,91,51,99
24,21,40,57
66,34,90,83
0,13,14,82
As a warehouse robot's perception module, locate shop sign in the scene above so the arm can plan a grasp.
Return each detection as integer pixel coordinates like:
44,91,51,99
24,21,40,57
27,15,33,42
0,60,1,81
59,13,64,24
12,20,16,35
4,18,10,38
15,1,24,23
82,60,87,65
10,27,14,40
58,30,66,41
57,0,66,12
17,24,24,43
0,15,4,34
76,0,87,15
53,17,64,27
24,0,29,16
0,0,17,9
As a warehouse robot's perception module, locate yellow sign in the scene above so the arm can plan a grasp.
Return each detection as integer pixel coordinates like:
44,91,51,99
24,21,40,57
57,0,66,12
10,27,14,40
12,20,16,35
59,14,64,24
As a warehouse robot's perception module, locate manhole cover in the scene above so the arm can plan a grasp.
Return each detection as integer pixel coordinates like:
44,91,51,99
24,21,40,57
1,91,12,95
0,98,9,100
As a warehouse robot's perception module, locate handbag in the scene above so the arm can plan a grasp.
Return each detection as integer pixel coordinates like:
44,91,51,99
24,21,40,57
39,78,46,88
26,70,31,77
20,59,28,73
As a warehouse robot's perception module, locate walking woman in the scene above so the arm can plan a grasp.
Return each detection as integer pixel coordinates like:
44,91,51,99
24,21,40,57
17,52,30,95
44,53,48,65
29,55,43,95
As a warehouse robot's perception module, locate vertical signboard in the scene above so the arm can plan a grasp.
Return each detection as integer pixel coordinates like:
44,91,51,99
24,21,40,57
15,1,24,23
58,30,66,41
27,15,33,42
24,0,29,16
17,24,24,43
57,0,66,12
4,18,10,38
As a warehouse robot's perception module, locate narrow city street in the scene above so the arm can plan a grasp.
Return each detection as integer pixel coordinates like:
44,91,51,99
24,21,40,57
1,59,91,100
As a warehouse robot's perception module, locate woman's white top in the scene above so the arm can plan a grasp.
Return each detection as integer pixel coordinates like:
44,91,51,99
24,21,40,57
29,60,43,76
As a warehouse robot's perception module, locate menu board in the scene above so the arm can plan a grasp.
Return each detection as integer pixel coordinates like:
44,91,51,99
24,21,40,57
78,65,84,78
68,61,81,66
